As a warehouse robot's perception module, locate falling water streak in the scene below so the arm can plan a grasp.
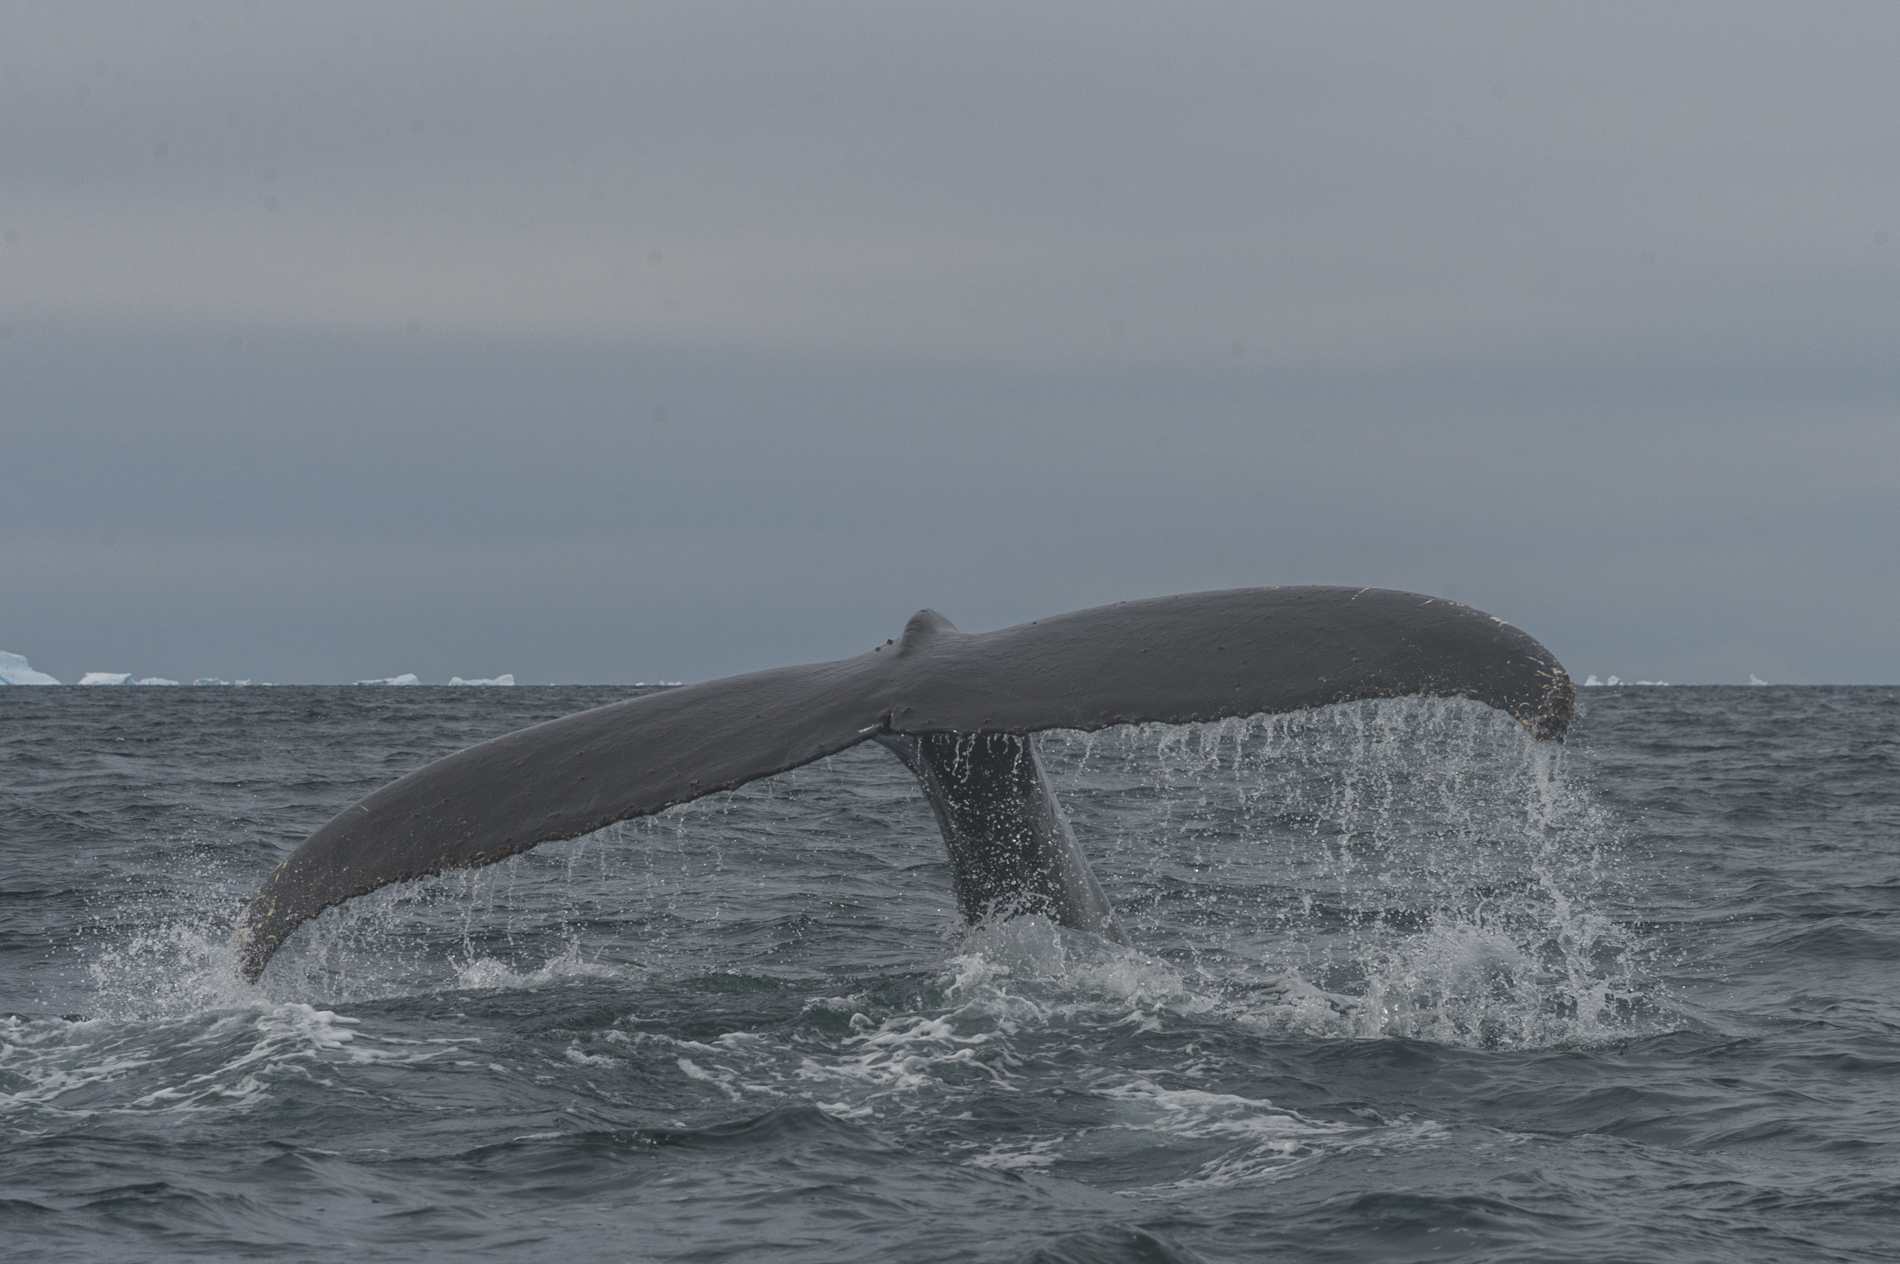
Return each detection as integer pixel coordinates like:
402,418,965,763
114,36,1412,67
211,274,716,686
1037,697,1650,1047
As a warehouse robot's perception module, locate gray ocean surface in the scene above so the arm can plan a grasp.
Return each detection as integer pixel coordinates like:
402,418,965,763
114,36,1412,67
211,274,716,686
2,685,1896,1262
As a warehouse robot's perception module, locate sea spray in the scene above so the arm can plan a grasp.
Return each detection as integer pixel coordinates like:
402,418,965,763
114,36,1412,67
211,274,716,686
1040,697,1655,1047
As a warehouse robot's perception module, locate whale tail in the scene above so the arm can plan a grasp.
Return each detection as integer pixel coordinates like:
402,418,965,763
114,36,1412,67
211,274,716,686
236,587,1572,981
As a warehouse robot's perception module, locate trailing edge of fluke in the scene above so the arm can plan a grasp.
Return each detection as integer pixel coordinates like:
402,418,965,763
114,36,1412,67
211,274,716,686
235,586,1574,981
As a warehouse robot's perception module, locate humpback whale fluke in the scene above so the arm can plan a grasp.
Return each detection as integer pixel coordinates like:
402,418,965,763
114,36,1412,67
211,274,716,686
235,587,1573,981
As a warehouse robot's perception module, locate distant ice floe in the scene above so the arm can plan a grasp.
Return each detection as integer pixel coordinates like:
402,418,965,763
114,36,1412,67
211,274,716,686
1749,674,1769,686
194,678,228,686
1581,675,1669,687
449,674,515,686
0,650,60,685
354,673,420,686
78,672,132,686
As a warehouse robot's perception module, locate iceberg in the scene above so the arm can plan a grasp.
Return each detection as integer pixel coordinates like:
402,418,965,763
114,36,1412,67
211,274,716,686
1582,675,1603,687
354,673,420,686
448,674,515,686
1750,674,1769,686
75,671,183,685
0,650,60,685
194,678,229,686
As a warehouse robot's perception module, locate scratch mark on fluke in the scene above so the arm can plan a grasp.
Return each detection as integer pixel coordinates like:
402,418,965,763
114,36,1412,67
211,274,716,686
234,587,1573,981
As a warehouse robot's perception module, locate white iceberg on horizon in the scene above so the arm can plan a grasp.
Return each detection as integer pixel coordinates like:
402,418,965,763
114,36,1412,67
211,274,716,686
354,673,420,686
134,677,180,686
79,671,133,686
448,674,515,686
0,650,60,685
194,678,229,686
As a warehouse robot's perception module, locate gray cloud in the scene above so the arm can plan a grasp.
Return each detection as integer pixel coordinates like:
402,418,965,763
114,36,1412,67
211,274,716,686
2,2,1896,684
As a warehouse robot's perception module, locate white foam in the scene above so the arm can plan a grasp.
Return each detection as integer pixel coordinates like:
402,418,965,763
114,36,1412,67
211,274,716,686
961,1076,1359,1185
777,926,1209,1114
0,649,59,685
943,918,1213,1030
450,945,639,992
677,1055,745,1099
565,1043,619,1068
0,1003,459,1122
815,1013,999,1097
0,1015,159,1112
1159,1114,1451,1191
1102,1079,1348,1150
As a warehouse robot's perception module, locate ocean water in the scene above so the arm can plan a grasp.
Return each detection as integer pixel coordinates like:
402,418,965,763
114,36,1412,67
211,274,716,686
2,684,1896,1262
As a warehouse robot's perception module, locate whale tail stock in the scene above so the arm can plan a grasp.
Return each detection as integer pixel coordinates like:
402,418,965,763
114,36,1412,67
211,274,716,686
235,586,1573,981
876,730,1129,946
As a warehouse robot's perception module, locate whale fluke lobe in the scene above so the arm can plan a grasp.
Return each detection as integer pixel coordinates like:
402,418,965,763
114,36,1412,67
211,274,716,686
235,587,1573,981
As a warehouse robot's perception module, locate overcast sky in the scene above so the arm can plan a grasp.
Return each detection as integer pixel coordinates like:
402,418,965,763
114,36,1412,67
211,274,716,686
3,1,1896,684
